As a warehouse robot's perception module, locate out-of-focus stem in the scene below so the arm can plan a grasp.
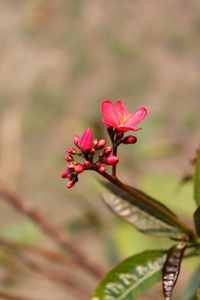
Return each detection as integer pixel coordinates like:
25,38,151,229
0,179,104,279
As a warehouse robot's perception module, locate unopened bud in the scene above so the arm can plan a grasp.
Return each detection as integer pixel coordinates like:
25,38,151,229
98,153,103,159
65,154,73,162
196,145,200,153
61,170,70,178
117,132,124,140
103,146,112,157
98,165,106,172
123,135,137,144
67,147,77,155
96,139,106,150
84,160,90,167
74,135,81,148
103,155,119,165
95,162,100,167
90,148,96,155
67,179,75,188
93,139,98,148
67,163,75,170
81,128,93,154
75,165,84,173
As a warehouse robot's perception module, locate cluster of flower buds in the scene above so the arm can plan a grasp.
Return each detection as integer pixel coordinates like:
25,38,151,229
189,145,200,165
61,128,119,188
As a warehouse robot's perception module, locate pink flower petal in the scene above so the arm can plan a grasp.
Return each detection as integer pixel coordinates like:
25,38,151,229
125,107,147,128
114,101,129,117
101,100,120,127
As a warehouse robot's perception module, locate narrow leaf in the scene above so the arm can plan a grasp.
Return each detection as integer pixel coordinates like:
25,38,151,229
95,180,180,237
194,148,200,207
162,243,187,300
183,265,200,300
92,250,166,300
194,206,200,236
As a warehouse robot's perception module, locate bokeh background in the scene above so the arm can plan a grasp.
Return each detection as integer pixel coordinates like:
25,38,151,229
0,0,200,299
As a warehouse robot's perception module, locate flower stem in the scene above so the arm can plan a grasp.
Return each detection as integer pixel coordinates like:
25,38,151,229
111,132,119,177
94,170,200,243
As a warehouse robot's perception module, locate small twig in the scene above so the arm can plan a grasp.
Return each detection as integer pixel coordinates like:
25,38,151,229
0,291,42,300
3,246,90,300
0,179,104,278
0,238,81,269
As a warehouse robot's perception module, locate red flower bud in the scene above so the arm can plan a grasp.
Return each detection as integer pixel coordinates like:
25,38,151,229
81,128,93,154
96,139,106,150
67,147,77,155
67,179,75,188
75,165,84,173
84,160,90,167
103,155,119,165
123,135,137,144
65,154,73,162
103,146,112,157
74,135,81,148
93,139,98,148
61,170,70,178
90,148,95,155
98,153,103,159
67,163,75,169
99,165,106,172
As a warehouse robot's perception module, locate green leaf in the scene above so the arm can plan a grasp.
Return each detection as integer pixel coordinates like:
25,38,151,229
183,265,200,300
95,180,180,237
162,243,187,300
194,149,200,207
92,250,166,300
194,207,200,236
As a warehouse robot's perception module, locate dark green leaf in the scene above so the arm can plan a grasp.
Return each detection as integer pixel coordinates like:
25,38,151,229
183,265,200,300
162,243,187,300
95,180,180,237
194,149,200,207
194,207,200,236
92,250,166,300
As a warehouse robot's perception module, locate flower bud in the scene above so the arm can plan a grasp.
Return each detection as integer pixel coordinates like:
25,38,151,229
90,148,95,155
117,132,124,140
123,135,137,144
67,179,75,188
75,165,84,173
98,165,106,172
103,146,112,157
81,128,93,154
67,163,75,170
98,153,103,159
103,155,119,165
67,147,77,155
84,160,90,167
74,135,81,148
93,139,98,148
65,154,73,162
61,170,70,178
96,139,106,150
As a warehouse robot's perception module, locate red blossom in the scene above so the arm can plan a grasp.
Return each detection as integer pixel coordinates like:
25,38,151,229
81,128,93,154
101,100,147,132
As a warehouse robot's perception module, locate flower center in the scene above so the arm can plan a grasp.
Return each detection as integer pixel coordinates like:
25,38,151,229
118,111,134,127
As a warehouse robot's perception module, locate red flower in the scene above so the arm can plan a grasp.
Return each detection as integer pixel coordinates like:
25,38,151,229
101,100,147,132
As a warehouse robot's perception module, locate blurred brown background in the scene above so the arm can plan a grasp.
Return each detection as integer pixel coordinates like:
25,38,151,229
0,0,200,299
